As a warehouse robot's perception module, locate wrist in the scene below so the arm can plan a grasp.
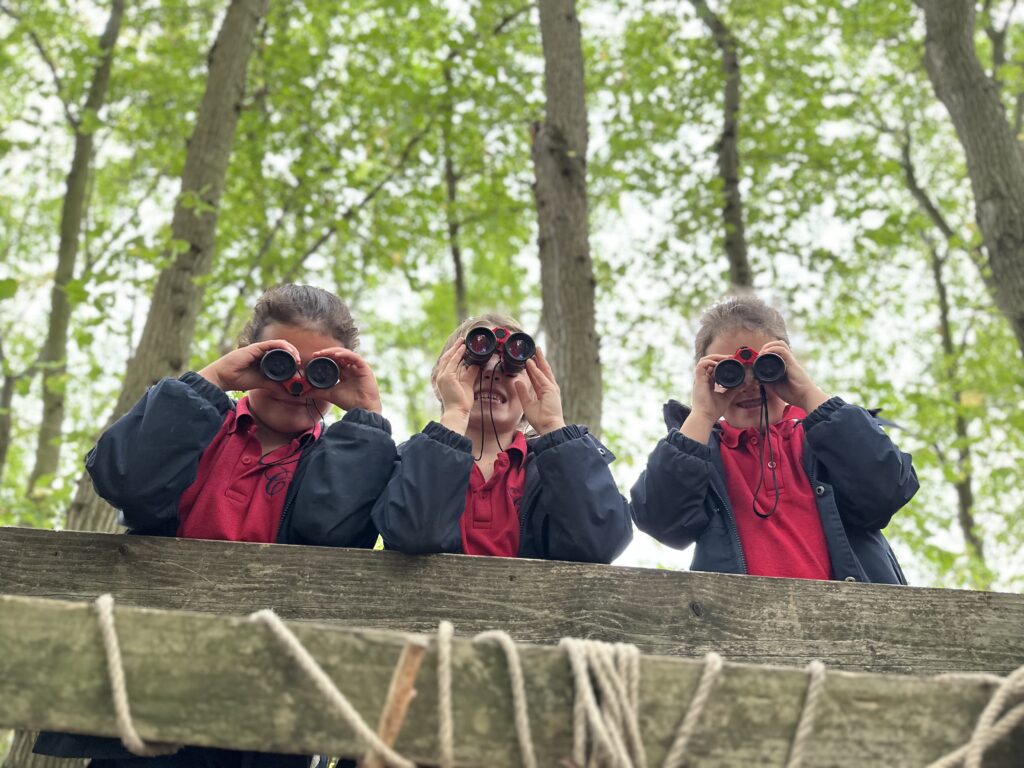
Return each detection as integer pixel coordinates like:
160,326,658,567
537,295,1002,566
534,419,567,435
440,409,471,435
197,365,226,391
799,387,830,413
680,410,717,444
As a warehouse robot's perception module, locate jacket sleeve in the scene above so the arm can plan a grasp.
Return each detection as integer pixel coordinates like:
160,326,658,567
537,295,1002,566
86,372,231,533
370,421,473,554
803,397,919,530
629,429,715,549
285,408,397,548
528,426,633,564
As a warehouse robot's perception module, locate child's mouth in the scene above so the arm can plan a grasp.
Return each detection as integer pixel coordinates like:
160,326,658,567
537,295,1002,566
734,398,761,410
475,392,507,405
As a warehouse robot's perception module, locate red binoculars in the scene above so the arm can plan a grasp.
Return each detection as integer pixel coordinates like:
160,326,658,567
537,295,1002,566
259,349,339,397
463,326,536,376
714,346,786,389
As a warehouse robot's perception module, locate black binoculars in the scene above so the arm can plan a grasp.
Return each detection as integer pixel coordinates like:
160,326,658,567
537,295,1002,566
714,346,786,389
260,349,339,397
463,326,536,376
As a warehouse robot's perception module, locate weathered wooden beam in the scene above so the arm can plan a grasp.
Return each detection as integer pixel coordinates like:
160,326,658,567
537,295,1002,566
2,526,1023,675
0,594,1020,767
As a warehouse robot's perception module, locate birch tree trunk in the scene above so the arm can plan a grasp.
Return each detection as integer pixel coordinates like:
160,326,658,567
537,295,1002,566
26,0,125,496
918,0,1024,356
532,0,602,434
4,1,271,764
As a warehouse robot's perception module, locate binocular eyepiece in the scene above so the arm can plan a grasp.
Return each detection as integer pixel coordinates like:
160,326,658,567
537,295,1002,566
714,346,786,389
260,349,339,397
464,326,536,376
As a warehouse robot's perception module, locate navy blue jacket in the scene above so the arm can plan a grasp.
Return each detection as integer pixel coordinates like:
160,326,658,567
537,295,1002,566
35,371,396,766
371,421,633,563
630,397,917,584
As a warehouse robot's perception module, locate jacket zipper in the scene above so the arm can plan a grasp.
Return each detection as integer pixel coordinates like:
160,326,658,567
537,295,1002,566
709,485,747,575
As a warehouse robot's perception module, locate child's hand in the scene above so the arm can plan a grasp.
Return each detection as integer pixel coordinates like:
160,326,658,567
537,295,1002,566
309,347,383,413
513,347,566,435
435,341,478,433
682,354,732,442
758,340,829,413
198,339,302,393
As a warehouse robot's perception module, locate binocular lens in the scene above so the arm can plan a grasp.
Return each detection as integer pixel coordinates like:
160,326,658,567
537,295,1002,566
752,352,786,383
305,357,340,389
504,333,535,362
260,349,297,382
464,328,498,365
713,359,747,389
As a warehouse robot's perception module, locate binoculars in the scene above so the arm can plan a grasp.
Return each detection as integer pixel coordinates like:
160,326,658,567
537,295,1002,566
714,346,786,389
260,349,339,397
464,326,536,376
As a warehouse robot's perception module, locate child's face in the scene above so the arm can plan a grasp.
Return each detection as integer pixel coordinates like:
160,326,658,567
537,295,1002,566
466,355,527,435
705,328,788,429
248,322,344,438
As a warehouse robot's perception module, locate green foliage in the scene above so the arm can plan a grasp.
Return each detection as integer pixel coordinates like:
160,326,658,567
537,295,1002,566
1,0,1022,589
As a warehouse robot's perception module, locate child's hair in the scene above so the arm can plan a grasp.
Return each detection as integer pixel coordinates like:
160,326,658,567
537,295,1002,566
430,312,527,416
238,284,359,350
694,295,789,362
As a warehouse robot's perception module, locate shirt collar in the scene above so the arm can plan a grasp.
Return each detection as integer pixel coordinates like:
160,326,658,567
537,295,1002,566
230,395,324,442
506,429,528,467
718,403,807,448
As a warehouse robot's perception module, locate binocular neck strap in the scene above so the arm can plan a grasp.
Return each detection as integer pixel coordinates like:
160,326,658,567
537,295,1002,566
753,384,780,520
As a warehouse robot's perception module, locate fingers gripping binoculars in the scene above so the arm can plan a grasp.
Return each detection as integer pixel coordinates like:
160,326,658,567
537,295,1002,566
260,349,340,397
714,346,786,389
463,326,536,376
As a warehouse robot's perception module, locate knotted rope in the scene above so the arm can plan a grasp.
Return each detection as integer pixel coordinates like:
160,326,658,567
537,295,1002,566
91,597,1024,768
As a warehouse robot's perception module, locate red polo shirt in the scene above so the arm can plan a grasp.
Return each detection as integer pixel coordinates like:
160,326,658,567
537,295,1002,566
176,396,322,543
461,430,528,557
718,405,831,580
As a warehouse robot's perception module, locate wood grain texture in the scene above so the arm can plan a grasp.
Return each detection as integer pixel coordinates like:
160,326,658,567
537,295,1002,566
0,594,1021,767
2,527,1023,676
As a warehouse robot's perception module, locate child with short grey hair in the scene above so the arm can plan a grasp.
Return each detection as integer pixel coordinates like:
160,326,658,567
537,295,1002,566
631,295,918,583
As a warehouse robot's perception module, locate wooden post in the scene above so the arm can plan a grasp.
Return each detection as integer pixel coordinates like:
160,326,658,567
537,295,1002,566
0,594,1021,766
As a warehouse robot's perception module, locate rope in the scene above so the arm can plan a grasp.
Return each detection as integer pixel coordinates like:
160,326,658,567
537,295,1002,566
437,619,455,768
474,630,539,768
660,652,723,768
94,594,181,756
248,609,415,768
926,665,1024,768
560,637,646,768
785,660,826,768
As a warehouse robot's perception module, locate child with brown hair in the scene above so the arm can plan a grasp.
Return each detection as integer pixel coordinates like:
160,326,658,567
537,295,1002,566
35,283,396,767
631,295,918,583
371,312,632,563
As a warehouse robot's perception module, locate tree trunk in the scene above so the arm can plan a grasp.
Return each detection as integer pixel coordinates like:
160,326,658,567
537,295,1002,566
4,2,270,764
442,60,467,322
691,0,752,292
532,0,602,434
926,245,988,583
0,340,17,484
26,0,125,496
918,0,1024,356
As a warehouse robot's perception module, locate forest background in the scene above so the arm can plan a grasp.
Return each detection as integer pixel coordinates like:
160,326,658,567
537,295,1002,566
1,0,1023,603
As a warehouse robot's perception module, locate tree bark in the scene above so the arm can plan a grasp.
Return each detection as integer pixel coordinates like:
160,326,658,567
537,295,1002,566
4,2,270,764
26,0,125,496
918,0,1024,356
532,0,602,434
442,60,467,322
692,0,752,292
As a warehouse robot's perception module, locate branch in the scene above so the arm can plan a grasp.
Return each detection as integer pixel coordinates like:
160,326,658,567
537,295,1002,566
0,2,79,128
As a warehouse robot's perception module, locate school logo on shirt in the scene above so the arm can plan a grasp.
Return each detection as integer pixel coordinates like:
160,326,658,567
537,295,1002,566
264,466,292,496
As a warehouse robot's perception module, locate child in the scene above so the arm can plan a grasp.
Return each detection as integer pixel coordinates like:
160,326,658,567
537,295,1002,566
371,313,632,563
630,295,918,583
35,284,397,767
